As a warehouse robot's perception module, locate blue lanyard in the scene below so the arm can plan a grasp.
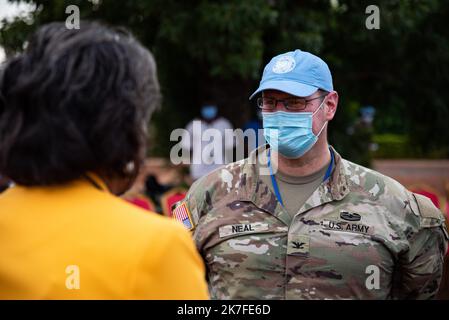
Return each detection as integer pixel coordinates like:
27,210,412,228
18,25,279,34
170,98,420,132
267,148,334,207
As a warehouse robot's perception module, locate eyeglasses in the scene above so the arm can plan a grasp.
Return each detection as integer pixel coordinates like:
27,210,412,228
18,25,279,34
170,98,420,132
257,94,327,111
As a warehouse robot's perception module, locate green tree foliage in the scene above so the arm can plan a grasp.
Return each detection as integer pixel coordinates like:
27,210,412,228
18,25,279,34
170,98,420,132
1,0,448,160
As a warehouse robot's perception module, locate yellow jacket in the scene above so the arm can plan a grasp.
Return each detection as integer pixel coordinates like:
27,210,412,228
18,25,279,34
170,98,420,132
0,175,209,299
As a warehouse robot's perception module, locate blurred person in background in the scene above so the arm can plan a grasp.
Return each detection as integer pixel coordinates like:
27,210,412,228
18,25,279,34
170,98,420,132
243,109,264,154
347,105,376,167
181,103,234,181
0,22,208,299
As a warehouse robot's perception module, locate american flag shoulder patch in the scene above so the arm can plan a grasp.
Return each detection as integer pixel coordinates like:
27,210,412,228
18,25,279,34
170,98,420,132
172,201,194,231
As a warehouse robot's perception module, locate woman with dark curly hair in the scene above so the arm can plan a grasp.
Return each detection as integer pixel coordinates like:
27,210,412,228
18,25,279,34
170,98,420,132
0,22,208,299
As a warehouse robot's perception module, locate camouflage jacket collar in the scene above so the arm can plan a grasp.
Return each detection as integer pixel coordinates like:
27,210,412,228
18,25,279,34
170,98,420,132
241,144,350,226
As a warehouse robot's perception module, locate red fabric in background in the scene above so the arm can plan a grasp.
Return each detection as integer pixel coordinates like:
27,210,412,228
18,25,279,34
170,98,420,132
127,198,152,211
165,193,186,218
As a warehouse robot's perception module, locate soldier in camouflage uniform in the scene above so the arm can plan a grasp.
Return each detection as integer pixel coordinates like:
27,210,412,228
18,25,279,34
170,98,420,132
173,49,448,299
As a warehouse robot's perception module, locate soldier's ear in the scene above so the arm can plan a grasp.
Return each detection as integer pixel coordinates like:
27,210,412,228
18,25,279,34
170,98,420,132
325,91,338,120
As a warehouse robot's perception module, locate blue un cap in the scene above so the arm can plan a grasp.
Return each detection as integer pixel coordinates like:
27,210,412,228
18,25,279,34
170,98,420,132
249,49,333,99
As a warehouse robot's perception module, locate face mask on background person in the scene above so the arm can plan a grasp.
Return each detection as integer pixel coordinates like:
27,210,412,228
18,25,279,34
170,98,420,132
201,105,218,120
262,98,327,159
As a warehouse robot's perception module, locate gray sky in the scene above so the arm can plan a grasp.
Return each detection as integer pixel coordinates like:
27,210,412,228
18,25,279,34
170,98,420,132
0,0,34,62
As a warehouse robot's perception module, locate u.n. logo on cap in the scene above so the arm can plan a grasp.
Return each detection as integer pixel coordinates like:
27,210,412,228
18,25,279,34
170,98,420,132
272,55,296,74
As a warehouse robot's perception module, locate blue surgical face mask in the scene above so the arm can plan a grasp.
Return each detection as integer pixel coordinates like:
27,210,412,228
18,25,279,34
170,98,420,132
262,99,327,159
201,105,218,120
